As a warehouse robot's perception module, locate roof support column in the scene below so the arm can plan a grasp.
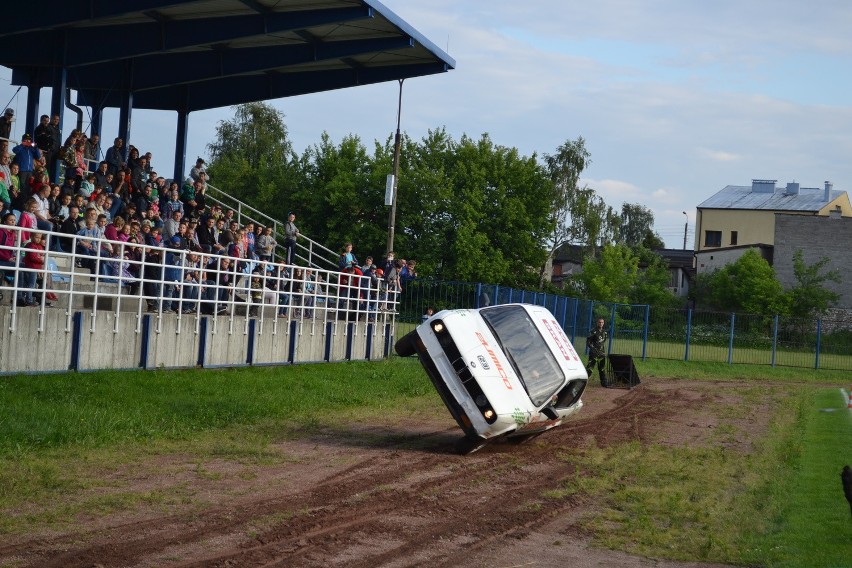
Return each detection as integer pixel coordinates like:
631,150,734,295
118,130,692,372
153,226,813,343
24,76,40,140
49,67,66,129
90,106,103,141
49,67,67,183
174,108,189,183
118,91,133,157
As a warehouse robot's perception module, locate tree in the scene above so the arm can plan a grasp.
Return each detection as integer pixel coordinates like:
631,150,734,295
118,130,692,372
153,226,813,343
786,250,840,319
619,203,660,248
630,247,680,307
400,133,553,286
540,138,627,283
540,138,589,274
206,102,299,220
576,244,639,303
292,133,386,258
699,250,787,314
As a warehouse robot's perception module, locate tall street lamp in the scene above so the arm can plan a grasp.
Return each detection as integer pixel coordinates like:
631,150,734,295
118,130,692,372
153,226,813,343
386,79,404,255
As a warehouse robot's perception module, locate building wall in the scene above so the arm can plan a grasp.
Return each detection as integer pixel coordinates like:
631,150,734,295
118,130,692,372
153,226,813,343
774,214,852,308
694,247,758,275
696,209,792,252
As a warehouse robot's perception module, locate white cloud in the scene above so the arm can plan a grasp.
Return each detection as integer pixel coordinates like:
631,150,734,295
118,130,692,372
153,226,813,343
698,148,742,162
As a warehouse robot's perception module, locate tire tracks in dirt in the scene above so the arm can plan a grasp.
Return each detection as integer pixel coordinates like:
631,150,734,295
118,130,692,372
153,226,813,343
4,384,705,567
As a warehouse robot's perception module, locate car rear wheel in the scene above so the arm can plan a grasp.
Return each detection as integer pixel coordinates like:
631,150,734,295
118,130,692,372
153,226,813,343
395,330,419,357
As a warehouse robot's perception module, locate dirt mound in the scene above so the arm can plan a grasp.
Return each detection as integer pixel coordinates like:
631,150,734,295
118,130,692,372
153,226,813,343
1,381,740,567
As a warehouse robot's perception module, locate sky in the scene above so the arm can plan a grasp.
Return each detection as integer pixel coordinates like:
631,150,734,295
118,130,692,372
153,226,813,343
3,0,852,250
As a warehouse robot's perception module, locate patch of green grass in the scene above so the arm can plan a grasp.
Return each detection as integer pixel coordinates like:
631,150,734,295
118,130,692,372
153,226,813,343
739,388,852,567
547,384,852,566
635,358,850,384
0,359,438,534
0,359,433,457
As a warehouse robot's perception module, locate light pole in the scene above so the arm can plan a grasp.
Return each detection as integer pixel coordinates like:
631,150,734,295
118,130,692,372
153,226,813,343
682,211,688,250
386,79,404,255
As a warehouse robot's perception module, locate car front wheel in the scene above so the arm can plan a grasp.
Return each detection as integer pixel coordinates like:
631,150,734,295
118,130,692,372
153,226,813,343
455,435,489,455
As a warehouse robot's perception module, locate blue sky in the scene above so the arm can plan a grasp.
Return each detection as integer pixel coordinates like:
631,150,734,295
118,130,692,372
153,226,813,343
3,0,852,249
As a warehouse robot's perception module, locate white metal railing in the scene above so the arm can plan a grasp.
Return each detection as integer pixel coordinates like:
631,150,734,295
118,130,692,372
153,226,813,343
204,183,341,271
0,224,399,334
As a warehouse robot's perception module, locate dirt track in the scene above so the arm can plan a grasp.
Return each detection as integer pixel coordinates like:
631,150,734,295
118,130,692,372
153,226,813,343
0,380,743,568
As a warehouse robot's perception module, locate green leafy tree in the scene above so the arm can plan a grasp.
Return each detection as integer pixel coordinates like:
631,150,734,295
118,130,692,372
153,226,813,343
577,244,640,303
630,247,680,307
702,250,787,314
396,132,553,286
292,133,387,258
619,203,661,248
541,138,620,280
206,102,299,219
785,250,840,319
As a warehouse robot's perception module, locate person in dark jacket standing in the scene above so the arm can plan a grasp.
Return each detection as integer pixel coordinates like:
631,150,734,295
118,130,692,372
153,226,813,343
283,212,299,264
585,317,609,385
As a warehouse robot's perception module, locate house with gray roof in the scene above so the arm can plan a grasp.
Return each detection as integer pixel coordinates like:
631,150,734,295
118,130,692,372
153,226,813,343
694,179,851,275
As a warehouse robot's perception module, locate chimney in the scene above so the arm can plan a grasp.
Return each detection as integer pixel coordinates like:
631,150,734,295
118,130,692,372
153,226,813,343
751,179,777,193
825,180,833,202
785,182,800,195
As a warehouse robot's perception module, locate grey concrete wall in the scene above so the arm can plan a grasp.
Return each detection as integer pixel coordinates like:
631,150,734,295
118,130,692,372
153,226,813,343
79,311,142,370
204,317,252,367
774,215,852,308
0,309,391,374
0,308,74,372
149,314,204,369
252,320,291,365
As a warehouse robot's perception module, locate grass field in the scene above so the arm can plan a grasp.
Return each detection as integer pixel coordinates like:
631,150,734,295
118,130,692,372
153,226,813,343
1,358,851,566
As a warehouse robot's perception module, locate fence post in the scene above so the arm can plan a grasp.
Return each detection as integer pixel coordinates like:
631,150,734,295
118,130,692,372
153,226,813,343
569,298,578,344
771,315,779,368
684,308,692,362
608,303,616,355
815,318,821,370
727,312,735,365
475,283,482,308
560,296,569,333
642,304,650,361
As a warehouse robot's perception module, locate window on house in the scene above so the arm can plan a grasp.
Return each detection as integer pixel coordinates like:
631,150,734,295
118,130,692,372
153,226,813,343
704,230,722,247
730,231,738,246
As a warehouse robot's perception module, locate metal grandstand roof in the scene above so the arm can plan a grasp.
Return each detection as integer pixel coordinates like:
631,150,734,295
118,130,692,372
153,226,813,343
0,0,455,113
697,184,843,212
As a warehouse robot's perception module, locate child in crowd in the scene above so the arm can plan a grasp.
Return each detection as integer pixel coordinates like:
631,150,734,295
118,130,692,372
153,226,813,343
248,269,264,317
17,197,38,242
19,231,46,307
256,225,276,263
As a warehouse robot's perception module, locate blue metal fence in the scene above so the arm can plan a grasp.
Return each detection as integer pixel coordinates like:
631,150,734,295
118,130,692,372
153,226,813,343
399,279,852,371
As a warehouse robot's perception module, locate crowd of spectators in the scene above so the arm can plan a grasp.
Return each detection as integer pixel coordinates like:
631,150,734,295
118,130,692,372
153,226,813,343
1,123,416,316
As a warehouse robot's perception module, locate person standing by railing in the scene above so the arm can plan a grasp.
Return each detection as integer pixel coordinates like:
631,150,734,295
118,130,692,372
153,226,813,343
256,225,276,263
284,212,299,264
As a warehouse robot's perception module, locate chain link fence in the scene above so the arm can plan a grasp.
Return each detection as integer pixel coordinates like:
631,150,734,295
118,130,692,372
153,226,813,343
399,279,852,371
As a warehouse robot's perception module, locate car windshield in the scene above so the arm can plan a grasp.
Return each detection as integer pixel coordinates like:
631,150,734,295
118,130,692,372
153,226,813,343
480,305,565,406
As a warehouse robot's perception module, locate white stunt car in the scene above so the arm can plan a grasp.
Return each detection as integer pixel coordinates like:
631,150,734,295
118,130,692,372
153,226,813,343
396,304,588,453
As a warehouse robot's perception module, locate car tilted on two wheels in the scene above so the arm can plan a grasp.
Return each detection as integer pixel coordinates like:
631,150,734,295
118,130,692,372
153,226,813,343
395,304,588,454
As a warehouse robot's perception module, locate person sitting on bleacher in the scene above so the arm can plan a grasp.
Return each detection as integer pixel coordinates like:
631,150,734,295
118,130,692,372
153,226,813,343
0,212,19,284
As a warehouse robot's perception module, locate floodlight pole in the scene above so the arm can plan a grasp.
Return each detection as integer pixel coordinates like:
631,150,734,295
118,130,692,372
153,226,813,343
386,79,404,255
